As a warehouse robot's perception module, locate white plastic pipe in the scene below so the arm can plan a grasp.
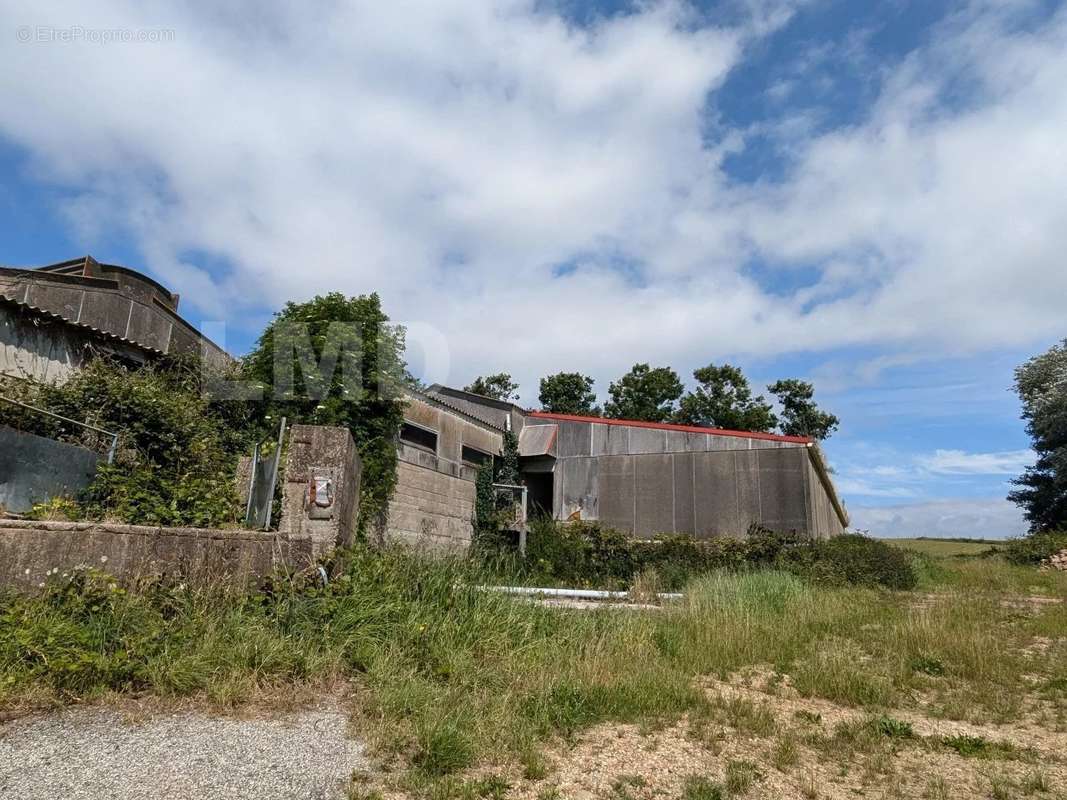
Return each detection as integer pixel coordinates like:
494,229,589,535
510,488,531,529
479,585,683,601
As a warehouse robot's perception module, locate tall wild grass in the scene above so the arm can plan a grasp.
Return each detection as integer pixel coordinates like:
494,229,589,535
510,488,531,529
1,547,1063,773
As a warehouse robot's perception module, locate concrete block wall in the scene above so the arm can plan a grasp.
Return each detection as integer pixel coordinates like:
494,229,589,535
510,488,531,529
382,394,503,551
386,455,476,551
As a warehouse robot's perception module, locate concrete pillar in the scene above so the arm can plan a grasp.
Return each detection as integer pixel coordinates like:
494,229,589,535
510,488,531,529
277,425,362,560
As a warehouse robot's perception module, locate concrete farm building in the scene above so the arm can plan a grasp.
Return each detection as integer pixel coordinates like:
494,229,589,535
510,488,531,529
416,387,848,546
1,257,847,551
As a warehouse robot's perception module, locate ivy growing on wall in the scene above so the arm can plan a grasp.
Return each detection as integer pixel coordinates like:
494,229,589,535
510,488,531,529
242,292,412,537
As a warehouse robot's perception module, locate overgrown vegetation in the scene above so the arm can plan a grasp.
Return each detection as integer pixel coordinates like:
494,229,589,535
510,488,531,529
2,547,1064,783
1001,529,1067,565
0,291,410,532
242,292,410,535
0,358,250,526
497,519,918,591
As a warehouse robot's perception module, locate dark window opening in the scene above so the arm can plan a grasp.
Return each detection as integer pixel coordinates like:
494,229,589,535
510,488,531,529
400,422,437,453
461,446,492,468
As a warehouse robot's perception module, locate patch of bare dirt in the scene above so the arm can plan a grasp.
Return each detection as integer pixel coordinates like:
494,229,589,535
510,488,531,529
705,668,1067,760
470,672,1067,800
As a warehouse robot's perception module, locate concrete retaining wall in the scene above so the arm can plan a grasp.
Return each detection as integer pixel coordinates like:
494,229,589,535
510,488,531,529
0,520,313,592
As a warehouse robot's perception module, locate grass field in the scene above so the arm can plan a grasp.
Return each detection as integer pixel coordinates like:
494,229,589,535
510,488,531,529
2,544,1066,799
883,537,1004,557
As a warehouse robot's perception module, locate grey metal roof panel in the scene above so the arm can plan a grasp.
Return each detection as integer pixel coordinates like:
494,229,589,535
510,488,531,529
518,424,557,457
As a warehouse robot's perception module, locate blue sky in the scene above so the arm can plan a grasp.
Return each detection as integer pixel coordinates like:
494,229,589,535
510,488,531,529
3,0,1066,537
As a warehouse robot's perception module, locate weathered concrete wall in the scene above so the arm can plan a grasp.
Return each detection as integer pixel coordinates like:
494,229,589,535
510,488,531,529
0,426,102,513
528,417,799,459
403,394,503,463
803,449,847,539
558,446,841,539
0,520,311,591
384,395,497,551
278,425,362,559
386,451,476,551
521,415,846,539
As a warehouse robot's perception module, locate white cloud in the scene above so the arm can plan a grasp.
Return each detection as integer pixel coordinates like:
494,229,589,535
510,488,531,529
0,0,1063,403
850,498,1028,539
833,477,918,500
918,448,1034,475
831,445,1033,503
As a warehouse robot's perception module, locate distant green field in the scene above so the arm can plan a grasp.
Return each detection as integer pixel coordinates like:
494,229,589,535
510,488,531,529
881,537,1003,557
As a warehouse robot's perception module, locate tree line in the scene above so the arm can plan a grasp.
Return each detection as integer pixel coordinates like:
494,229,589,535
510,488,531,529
464,363,839,441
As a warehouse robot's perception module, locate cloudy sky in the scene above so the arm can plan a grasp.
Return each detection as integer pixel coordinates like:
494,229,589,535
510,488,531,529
3,0,1065,537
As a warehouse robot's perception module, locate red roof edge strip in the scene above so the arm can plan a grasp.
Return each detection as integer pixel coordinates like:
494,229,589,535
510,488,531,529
525,411,812,444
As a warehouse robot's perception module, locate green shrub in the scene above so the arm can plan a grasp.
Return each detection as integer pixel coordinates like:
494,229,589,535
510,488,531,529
522,518,636,589
504,521,916,591
777,534,918,590
1002,531,1067,565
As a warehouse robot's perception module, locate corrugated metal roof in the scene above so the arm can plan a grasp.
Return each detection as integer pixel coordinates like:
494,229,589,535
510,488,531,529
518,424,557,456
406,389,506,432
0,293,165,356
423,388,506,429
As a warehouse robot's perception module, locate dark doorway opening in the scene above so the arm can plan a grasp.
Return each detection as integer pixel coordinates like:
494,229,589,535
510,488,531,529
523,471,554,517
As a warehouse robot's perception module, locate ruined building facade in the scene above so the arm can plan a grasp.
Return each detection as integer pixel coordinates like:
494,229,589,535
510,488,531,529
1,258,847,553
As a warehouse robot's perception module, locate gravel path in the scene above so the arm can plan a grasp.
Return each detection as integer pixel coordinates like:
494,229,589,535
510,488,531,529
0,704,367,800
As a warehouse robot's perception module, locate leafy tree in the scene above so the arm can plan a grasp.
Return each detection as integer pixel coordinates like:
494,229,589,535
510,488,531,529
539,372,598,415
604,363,683,422
1008,339,1067,532
768,378,839,440
243,292,410,536
675,363,777,432
464,373,519,402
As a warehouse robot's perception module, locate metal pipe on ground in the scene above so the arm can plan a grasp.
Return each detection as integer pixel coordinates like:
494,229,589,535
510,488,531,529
478,585,683,602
